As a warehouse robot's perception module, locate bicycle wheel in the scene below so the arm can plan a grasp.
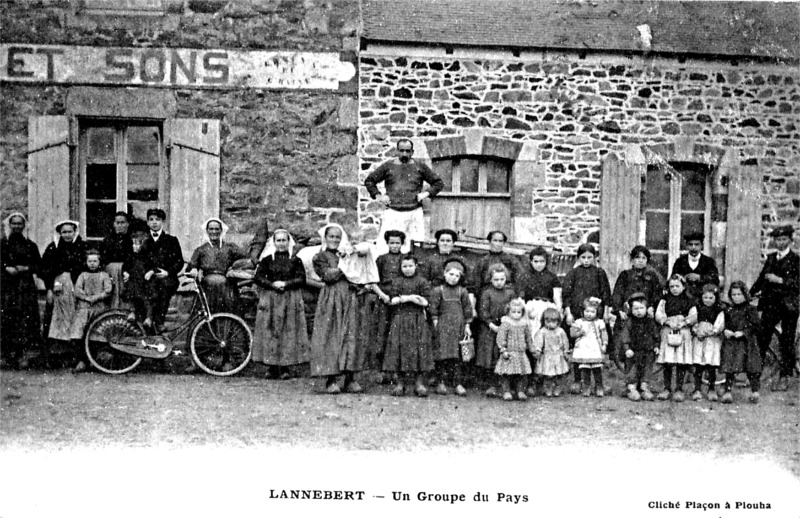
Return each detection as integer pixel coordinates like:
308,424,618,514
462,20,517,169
85,310,143,374
189,313,252,376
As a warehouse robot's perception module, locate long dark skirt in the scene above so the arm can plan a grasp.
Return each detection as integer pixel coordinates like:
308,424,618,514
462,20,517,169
1,271,41,363
310,281,363,377
252,289,309,366
383,304,433,373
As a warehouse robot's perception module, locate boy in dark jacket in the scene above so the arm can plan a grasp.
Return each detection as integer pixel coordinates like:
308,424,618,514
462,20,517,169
620,293,660,401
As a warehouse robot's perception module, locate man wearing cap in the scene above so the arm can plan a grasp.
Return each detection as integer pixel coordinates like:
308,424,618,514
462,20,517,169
145,208,184,330
750,225,799,391
365,139,445,254
669,231,720,300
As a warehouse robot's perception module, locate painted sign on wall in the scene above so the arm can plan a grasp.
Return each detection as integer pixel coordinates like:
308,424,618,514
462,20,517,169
0,44,356,90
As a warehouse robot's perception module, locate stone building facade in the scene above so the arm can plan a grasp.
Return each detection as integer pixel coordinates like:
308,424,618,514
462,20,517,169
1,0,360,255
2,0,799,289
359,0,800,285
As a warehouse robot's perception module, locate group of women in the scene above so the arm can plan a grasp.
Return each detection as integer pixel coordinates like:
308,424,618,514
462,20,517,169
0,211,247,369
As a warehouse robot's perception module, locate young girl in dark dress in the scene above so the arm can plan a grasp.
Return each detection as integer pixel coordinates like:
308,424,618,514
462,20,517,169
383,255,433,397
561,243,611,393
370,230,406,382
476,264,516,397
429,258,473,396
720,281,762,404
252,229,308,379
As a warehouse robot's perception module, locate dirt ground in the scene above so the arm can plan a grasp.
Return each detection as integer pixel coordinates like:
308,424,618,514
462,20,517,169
2,363,799,518
2,364,798,470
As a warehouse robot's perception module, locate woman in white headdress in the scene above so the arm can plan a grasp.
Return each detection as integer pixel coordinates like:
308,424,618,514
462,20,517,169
1,213,42,368
40,220,86,368
309,223,366,394
189,217,246,313
252,229,309,379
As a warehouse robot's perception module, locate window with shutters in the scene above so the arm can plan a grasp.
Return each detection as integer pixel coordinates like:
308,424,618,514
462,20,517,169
430,156,512,240
79,121,164,242
643,162,713,279
27,115,220,258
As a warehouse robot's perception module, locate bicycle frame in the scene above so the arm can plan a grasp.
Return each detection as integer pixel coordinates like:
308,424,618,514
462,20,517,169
157,278,215,346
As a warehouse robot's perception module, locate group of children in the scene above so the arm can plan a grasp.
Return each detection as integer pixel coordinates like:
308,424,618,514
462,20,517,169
247,225,774,406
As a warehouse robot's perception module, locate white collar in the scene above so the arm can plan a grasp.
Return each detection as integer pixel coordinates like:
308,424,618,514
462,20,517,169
151,230,163,240
688,254,701,266
776,248,790,260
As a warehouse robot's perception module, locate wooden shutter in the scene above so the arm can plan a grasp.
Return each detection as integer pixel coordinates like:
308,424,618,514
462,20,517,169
724,164,762,288
27,116,73,253
599,151,643,285
166,119,220,260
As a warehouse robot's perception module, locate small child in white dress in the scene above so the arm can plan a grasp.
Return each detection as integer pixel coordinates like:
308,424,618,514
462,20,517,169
569,297,609,397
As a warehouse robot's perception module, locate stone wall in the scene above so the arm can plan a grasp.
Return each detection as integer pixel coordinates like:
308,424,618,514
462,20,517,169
358,51,800,253
0,0,359,242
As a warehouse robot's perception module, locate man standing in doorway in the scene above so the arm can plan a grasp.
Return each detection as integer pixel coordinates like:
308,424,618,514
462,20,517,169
365,139,444,254
750,225,799,391
669,231,720,300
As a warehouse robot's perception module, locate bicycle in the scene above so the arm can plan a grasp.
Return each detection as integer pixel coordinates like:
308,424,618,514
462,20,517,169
84,275,252,376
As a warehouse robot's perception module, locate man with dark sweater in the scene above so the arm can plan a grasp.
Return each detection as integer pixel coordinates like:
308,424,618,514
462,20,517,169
144,208,184,331
364,139,444,254
669,231,720,300
750,225,799,391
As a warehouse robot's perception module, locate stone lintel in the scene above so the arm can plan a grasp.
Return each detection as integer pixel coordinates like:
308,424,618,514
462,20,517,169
66,86,177,119
673,136,696,162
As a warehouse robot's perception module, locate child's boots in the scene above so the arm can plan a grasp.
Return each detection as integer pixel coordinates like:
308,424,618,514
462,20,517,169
640,383,654,401
626,384,641,401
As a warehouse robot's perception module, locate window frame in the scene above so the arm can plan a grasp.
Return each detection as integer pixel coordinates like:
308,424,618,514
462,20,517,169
643,162,713,278
433,155,512,199
76,118,166,243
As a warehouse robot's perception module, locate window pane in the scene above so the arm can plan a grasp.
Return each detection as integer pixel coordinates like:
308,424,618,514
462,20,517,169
127,126,160,164
680,169,706,210
86,163,117,199
485,160,510,193
650,252,669,281
645,166,670,210
87,127,115,161
433,160,453,192
86,202,117,238
645,211,670,250
681,213,705,244
127,200,159,224
459,158,479,193
128,164,159,201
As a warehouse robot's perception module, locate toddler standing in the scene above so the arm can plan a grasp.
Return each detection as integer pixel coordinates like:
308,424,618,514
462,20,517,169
495,298,534,401
532,307,570,397
70,250,112,371
569,297,609,397
691,284,725,401
620,293,660,401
